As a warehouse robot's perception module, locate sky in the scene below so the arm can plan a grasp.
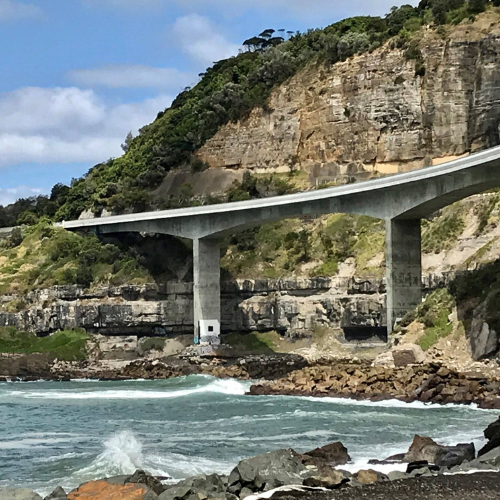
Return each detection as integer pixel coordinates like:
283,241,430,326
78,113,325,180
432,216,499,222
0,0,418,206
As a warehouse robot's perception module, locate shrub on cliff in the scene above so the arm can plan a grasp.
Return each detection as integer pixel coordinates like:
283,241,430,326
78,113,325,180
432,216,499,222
415,289,456,350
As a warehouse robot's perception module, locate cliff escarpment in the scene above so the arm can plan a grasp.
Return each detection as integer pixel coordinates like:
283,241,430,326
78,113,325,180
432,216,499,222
197,19,500,186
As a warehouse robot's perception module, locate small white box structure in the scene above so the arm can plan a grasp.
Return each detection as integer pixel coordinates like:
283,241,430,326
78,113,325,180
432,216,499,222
198,320,221,345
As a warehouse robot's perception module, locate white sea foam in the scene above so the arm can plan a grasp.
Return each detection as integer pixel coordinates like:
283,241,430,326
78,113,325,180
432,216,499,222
75,431,148,479
294,395,496,411
70,430,232,486
4,378,250,400
0,437,80,450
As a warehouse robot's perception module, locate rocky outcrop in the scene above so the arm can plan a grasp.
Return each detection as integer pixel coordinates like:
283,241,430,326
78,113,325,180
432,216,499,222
0,278,386,337
392,344,426,367
404,436,475,467
479,416,500,457
249,362,500,409
468,298,500,360
50,353,309,382
0,272,459,338
67,480,157,499
198,18,500,186
227,449,313,497
0,353,55,378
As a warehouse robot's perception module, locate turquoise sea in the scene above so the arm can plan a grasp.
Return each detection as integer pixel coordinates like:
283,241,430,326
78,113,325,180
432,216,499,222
0,375,497,495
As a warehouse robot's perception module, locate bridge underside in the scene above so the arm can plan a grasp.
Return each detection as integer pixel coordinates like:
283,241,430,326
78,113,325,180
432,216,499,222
64,148,500,344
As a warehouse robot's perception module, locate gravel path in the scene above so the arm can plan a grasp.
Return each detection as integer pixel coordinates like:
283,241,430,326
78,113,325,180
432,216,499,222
270,473,500,499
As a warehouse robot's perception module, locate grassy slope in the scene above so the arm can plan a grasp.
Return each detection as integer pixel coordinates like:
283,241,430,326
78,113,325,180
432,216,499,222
0,327,89,361
0,222,151,297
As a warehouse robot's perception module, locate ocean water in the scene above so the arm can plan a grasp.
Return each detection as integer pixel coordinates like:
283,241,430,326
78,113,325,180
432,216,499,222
0,375,497,495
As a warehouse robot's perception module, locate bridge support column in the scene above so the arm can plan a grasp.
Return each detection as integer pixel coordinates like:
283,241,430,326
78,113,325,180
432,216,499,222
193,238,221,345
386,219,422,334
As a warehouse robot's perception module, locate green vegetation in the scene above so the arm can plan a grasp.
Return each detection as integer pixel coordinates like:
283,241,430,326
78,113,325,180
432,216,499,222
0,327,89,361
1,1,497,227
0,220,151,295
223,330,314,354
139,337,167,353
222,214,384,279
223,332,278,354
422,205,466,253
415,289,455,350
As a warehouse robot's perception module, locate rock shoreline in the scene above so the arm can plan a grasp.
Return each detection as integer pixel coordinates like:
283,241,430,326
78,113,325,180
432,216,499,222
247,360,500,409
3,416,500,500
2,353,500,409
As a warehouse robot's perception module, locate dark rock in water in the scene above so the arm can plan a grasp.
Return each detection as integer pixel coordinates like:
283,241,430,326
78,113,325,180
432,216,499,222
44,486,67,500
302,442,351,467
479,416,500,457
126,470,166,496
406,461,440,474
0,489,43,500
159,473,232,500
368,453,405,465
228,449,313,495
404,435,474,467
484,417,500,441
435,443,475,467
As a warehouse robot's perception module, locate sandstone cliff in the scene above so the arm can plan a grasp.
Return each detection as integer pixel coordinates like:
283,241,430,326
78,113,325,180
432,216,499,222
195,15,500,187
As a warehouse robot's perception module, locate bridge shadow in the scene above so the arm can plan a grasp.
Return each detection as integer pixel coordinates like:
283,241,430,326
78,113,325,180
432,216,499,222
449,259,500,331
100,232,193,284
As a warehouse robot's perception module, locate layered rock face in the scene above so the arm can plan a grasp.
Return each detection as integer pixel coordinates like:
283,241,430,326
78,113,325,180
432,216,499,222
198,23,500,185
0,278,386,337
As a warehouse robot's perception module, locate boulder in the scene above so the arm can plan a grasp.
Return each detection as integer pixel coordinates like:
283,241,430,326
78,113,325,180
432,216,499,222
479,416,500,457
484,417,500,441
404,435,474,467
436,443,475,467
67,480,157,499
368,453,405,465
372,351,395,368
126,470,166,496
159,474,231,500
354,469,388,485
44,487,67,500
301,442,351,467
475,447,500,467
468,302,499,360
387,471,409,481
227,449,313,495
392,344,425,367
0,489,43,500
302,469,349,489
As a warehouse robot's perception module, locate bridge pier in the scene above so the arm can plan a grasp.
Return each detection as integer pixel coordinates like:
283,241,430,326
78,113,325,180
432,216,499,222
386,219,422,334
193,237,221,345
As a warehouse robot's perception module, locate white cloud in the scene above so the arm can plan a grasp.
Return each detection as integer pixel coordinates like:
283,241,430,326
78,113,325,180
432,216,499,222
68,65,194,91
0,86,173,168
0,186,43,206
171,14,241,66
0,0,43,21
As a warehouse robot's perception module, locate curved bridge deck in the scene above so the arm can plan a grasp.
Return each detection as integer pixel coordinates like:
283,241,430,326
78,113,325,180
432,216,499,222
61,146,500,343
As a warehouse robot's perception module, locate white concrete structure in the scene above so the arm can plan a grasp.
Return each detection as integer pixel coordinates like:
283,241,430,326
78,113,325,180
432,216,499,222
61,146,500,338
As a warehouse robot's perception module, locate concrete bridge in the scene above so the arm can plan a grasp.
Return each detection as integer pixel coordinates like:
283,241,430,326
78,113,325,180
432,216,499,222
61,146,500,343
